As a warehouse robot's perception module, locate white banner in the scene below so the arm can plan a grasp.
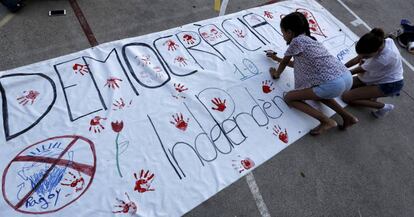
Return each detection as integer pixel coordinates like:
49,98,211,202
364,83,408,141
0,0,358,216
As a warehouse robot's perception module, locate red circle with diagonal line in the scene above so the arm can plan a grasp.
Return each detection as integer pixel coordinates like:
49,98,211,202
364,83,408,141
1,135,96,214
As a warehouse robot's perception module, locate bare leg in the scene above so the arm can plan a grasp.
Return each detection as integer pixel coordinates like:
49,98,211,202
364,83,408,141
284,89,337,136
342,85,386,109
320,99,358,130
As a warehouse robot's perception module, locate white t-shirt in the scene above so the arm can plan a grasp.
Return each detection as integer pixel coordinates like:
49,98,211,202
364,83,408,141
359,38,404,85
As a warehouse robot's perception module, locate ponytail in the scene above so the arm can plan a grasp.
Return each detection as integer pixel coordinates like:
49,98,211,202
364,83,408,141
355,28,385,54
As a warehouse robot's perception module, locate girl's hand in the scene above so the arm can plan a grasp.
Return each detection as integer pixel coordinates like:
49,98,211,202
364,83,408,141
265,50,278,61
269,67,282,79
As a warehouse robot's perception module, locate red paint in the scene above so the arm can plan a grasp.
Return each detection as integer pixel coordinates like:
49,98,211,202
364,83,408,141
273,125,288,144
174,83,188,93
111,121,124,133
232,155,255,173
112,98,132,111
211,97,226,112
170,113,189,131
174,56,188,67
296,8,327,37
2,135,96,214
13,156,94,176
264,11,273,19
61,171,85,192
72,63,89,75
89,116,106,133
233,29,246,38
133,170,155,193
262,80,274,94
183,34,195,44
112,192,137,214
104,77,123,89
241,158,255,170
164,39,179,51
16,90,40,105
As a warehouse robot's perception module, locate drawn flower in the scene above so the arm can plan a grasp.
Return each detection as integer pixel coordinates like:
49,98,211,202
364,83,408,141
112,121,124,133
112,120,125,177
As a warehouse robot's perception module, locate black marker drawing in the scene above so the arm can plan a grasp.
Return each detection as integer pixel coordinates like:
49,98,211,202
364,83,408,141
54,57,107,122
242,13,283,45
122,42,171,88
0,73,56,141
221,18,264,51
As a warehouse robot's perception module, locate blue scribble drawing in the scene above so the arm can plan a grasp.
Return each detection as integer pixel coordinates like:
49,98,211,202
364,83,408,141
337,48,350,61
16,142,74,200
26,167,66,196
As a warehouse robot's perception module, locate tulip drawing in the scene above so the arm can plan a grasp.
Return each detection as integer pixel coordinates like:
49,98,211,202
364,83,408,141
112,121,124,177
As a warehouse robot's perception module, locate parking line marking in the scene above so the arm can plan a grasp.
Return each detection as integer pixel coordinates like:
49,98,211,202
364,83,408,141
336,0,414,73
245,172,271,217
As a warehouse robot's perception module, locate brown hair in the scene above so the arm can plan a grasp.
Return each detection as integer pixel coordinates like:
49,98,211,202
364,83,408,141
355,28,385,54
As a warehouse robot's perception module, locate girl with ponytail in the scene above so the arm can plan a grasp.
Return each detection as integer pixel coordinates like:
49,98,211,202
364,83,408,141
266,12,358,135
342,28,404,118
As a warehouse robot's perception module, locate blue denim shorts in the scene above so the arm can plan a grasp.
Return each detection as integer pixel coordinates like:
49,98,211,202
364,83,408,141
378,80,404,96
313,72,353,99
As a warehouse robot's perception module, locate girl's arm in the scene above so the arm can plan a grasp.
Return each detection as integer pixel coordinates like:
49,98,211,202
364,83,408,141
266,51,294,67
345,55,362,68
271,55,292,79
349,66,365,75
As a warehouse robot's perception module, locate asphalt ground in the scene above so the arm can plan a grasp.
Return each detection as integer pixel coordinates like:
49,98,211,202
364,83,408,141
1,0,414,216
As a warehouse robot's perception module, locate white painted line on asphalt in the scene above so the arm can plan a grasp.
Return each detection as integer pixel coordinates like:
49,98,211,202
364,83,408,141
245,172,271,217
350,19,363,27
0,13,14,29
219,0,229,16
336,0,414,72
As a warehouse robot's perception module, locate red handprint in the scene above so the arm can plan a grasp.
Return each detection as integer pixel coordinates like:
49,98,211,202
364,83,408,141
164,39,179,51
61,171,85,192
296,8,327,37
273,125,288,144
262,80,275,94
89,116,107,133
112,98,132,111
232,155,255,173
16,90,40,105
104,77,123,89
264,11,273,19
170,113,189,131
174,56,188,67
210,28,222,39
233,29,246,38
174,83,188,93
72,63,89,75
200,32,209,40
112,192,137,214
133,170,155,193
183,34,195,44
211,98,226,112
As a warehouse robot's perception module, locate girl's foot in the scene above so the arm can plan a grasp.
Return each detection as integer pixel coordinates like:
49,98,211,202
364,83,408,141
339,116,359,130
310,119,337,136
